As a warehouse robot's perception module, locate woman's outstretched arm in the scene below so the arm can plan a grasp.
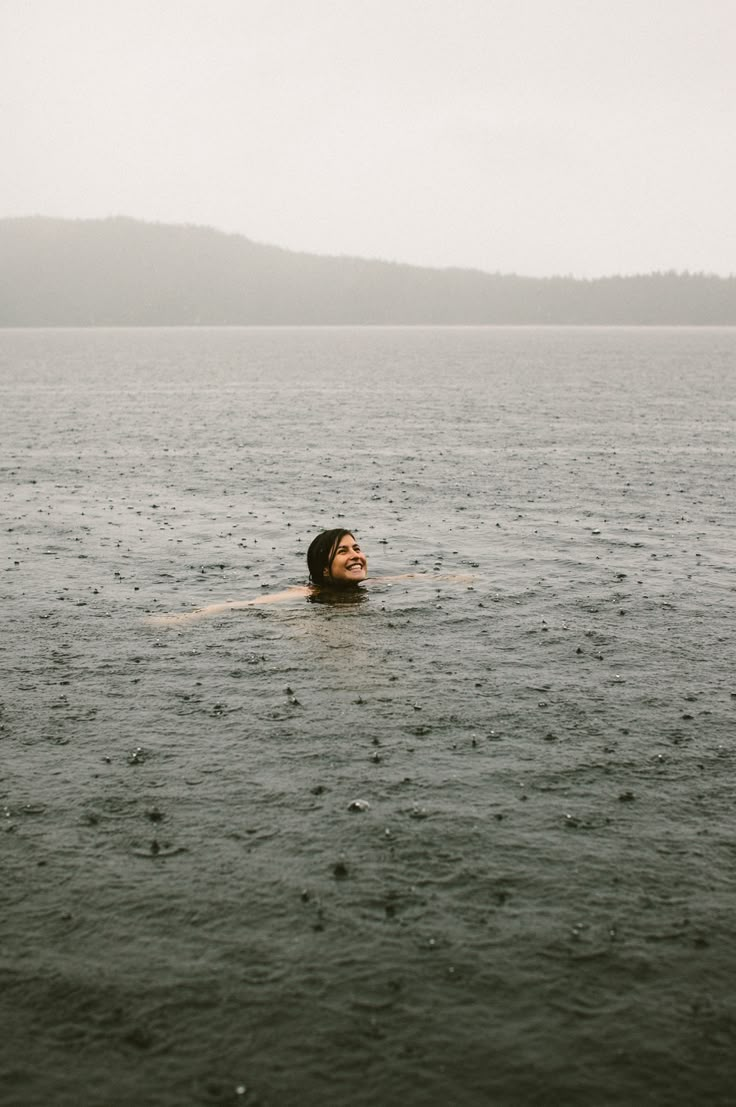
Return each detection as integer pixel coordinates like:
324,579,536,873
145,572,475,626
146,586,310,626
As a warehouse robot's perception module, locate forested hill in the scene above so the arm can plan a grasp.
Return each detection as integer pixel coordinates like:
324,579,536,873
1,216,734,325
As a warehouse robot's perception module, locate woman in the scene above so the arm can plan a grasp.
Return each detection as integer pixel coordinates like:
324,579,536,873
306,528,368,587
147,527,470,625
148,528,371,625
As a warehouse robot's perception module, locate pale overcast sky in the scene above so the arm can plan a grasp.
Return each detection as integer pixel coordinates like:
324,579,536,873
1,0,734,276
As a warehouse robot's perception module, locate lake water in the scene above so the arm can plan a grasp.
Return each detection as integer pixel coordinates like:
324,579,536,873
2,326,735,1106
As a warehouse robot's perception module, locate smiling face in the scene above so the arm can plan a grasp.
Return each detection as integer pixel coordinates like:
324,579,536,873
326,533,368,585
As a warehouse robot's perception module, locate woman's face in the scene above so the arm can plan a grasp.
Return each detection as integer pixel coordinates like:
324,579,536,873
327,534,368,584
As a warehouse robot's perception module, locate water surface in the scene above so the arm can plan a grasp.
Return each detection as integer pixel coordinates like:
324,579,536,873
2,326,735,1106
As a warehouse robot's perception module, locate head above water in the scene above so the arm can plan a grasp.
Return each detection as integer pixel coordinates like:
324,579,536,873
307,529,368,587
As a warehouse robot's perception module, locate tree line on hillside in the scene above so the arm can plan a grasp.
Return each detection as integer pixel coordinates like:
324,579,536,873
1,216,734,325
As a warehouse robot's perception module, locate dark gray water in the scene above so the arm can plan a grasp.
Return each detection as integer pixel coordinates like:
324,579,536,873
2,326,735,1106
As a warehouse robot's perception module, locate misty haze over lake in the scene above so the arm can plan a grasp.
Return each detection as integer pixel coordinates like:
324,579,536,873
2,1,734,278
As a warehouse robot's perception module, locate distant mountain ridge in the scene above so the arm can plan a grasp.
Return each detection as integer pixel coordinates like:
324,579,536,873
1,215,734,325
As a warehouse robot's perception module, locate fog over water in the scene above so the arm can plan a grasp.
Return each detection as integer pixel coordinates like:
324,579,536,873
2,326,735,1106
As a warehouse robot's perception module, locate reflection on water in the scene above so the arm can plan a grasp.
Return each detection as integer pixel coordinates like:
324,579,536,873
307,585,369,606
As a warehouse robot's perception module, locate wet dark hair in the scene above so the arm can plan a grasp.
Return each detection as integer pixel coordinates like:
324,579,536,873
307,528,356,586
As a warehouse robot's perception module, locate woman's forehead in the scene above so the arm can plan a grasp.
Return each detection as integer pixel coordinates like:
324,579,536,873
332,532,357,551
